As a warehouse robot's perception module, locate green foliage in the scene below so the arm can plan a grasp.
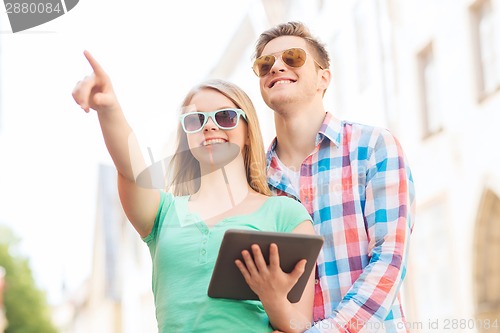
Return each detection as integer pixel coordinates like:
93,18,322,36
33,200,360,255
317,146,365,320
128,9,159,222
0,225,57,333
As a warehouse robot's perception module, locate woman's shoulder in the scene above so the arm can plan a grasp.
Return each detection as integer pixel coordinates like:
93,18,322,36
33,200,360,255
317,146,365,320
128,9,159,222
263,194,307,212
263,195,312,232
158,191,188,213
267,194,300,204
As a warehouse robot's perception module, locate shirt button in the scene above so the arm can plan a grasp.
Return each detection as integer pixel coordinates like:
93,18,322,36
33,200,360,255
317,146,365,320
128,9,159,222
315,279,319,285
201,249,206,255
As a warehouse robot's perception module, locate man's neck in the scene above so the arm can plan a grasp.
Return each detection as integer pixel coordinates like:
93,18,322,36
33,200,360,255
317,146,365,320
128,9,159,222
274,103,326,169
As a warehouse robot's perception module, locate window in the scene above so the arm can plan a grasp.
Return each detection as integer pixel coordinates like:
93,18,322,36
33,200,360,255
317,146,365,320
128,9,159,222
471,0,500,100
417,43,443,138
474,190,500,332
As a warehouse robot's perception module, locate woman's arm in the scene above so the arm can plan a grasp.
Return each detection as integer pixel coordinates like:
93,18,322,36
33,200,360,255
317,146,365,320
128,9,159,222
235,221,315,333
72,51,159,237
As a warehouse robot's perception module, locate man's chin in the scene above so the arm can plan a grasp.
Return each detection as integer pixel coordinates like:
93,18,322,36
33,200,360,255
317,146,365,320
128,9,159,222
266,94,296,112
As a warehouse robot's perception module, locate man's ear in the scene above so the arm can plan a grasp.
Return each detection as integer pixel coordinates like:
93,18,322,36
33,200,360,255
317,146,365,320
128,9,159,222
318,68,332,92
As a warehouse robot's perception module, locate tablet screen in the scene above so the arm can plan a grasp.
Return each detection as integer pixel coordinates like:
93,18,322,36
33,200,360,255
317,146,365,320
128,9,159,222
207,229,323,303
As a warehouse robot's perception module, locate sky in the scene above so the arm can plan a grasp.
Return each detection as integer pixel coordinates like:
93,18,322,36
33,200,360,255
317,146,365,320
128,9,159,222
0,0,252,304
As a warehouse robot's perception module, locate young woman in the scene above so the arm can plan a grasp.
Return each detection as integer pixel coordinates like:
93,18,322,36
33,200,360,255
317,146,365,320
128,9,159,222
72,51,315,332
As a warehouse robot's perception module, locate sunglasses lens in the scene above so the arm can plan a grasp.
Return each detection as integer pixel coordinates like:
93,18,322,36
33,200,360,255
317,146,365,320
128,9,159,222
253,48,309,77
254,55,275,77
183,113,205,132
282,48,306,68
215,109,238,128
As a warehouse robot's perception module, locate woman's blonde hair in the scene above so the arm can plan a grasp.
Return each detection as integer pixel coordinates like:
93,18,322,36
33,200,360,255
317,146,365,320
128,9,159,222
167,79,271,196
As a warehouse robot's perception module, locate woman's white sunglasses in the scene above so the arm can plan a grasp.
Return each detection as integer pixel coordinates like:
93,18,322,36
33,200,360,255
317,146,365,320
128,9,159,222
180,108,247,134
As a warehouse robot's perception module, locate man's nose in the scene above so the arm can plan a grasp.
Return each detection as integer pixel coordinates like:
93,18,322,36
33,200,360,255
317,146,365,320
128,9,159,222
270,56,287,74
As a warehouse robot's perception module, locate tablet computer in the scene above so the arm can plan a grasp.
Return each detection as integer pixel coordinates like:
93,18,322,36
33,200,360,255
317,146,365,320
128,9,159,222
207,229,323,303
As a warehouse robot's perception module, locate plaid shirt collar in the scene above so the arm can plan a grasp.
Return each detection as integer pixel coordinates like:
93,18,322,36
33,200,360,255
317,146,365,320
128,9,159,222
265,112,342,197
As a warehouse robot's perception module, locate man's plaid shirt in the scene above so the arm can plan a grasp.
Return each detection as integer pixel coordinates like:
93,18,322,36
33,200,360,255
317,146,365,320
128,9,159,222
266,112,415,332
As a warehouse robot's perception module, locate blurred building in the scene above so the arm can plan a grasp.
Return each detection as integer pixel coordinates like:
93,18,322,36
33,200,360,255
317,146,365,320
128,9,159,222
53,165,156,332
208,0,500,332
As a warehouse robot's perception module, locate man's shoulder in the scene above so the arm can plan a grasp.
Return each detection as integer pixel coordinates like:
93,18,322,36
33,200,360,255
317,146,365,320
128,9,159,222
341,119,390,137
339,119,400,146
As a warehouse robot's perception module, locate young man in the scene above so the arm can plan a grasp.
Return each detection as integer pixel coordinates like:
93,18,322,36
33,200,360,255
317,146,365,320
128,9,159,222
252,22,415,332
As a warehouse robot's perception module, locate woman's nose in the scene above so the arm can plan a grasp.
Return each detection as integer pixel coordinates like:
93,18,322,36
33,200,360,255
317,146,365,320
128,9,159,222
203,116,218,131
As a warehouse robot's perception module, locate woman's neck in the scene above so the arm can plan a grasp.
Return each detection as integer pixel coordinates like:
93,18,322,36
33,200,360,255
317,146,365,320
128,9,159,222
188,154,256,224
193,153,251,207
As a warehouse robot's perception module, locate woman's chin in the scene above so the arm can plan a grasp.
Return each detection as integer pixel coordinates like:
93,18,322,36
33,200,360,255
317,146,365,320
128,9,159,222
193,142,241,170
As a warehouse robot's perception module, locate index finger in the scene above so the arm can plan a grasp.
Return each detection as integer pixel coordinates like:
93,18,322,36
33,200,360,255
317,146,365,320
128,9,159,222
83,50,107,77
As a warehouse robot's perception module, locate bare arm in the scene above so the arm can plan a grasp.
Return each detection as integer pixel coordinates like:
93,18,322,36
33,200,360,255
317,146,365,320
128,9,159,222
72,51,159,237
236,221,315,333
